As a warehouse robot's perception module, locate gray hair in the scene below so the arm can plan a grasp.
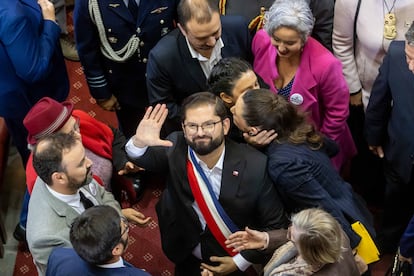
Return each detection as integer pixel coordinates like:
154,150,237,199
264,0,314,43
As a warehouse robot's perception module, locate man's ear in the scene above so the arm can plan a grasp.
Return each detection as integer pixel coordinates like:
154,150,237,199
51,171,66,185
112,243,124,258
177,23,187,37
222,117,231,135
219,92,234,106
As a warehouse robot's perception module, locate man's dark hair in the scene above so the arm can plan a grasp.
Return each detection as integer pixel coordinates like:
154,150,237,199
181,91,228,123
32,132,78,185
177,0,218,29
208,57,253,97
70,205,122,265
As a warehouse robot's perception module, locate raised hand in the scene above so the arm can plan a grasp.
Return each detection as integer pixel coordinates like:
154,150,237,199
132,104,173,148
225,226,268,252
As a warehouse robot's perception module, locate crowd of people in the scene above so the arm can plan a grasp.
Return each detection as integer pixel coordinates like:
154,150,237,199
2,0,414,275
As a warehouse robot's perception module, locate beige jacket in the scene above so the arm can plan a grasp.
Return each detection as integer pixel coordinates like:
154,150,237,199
333,0,414,107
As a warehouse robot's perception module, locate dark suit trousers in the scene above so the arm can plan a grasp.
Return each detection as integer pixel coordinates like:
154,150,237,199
378,160,414,252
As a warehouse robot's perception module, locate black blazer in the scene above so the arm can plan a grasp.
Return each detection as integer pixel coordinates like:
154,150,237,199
146,15,253,124
130,132,287,266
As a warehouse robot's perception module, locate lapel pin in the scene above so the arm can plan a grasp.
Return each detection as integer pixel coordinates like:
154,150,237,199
109,3,120,8
232,171,239,176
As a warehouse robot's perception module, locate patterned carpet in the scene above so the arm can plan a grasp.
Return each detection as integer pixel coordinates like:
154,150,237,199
12,60,174,276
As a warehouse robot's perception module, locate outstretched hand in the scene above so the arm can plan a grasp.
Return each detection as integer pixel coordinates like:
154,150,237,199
225,227,267,252
132,104,173,148
121,208,151,226
118,161,145,175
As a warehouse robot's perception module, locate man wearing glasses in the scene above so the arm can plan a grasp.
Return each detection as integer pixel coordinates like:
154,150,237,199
126,92,287,275
46,205,150,275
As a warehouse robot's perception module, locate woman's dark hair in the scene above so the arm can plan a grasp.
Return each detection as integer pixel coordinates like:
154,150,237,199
241,89,323,148
207,57,253,97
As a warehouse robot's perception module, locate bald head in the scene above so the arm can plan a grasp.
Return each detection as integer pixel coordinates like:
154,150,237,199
178,0,219,29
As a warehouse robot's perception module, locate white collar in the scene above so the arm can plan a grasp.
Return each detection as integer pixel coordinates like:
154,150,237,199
185,36,224,62
189,146,225,172
45,184,82,209
97,257,125,268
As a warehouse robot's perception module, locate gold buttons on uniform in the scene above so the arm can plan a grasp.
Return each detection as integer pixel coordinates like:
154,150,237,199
160,19,165,24
140,41,145,47
136,27,141,34
142,58,147,63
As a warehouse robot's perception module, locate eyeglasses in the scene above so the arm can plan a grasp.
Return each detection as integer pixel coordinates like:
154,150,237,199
119,217,129,238
69,116,80,136
183,120,222,134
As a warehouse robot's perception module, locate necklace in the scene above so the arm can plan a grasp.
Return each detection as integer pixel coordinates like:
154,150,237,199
383,0,397,40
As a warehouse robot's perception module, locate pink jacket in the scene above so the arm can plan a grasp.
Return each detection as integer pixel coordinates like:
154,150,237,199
252,29,356,170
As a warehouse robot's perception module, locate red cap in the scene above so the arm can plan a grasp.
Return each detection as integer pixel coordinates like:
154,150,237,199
23,97,74,145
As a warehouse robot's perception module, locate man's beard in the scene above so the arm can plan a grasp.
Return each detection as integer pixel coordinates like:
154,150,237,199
68,167,93,190
186,132,224,156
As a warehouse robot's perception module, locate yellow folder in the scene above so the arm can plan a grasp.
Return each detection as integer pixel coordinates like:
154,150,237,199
351,221,380,264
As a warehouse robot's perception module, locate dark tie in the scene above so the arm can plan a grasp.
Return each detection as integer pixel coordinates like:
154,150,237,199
128,0,138,21
79,191,95,210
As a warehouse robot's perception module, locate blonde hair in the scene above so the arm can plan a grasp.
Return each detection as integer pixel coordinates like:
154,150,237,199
291,208,342,266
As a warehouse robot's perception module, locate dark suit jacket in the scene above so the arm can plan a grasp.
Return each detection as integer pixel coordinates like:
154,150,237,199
0,0,68,119
400,215,414,260
365,40,414,184
266,141,375,249
46,247,150,276
146,15,252,124
211,0,334,51
130,132,287,266
74,0,178,108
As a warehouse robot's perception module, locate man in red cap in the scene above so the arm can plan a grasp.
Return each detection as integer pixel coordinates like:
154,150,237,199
17,97,147,242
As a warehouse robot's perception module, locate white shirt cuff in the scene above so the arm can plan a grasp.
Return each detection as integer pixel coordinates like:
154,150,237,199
125,138,148,158
233,253,251,272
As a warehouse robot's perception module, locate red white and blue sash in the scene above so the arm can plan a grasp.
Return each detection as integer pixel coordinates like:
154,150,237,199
186,148,239,256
